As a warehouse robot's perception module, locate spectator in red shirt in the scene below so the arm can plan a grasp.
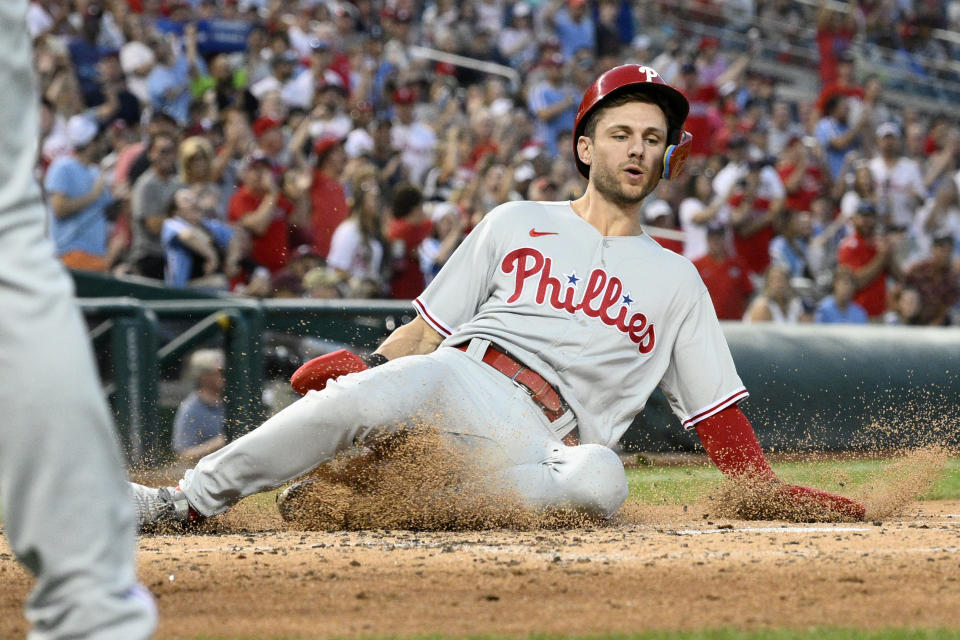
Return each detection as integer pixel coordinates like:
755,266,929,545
728,161,784,277
227,153,296,274
309,134,349,259
814,50,865,121
694,224,754,320
675,50,751,159
386,183,432,300
777,135,827,214
815,3,858,87
836,202,899,318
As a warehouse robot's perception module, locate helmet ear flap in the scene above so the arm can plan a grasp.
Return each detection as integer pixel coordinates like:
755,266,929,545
662,130,693,180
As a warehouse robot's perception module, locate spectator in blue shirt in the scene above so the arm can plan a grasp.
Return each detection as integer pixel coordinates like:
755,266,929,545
815,94,869,180
172,349,227,461
815,270,869,323
44,114,116,271
527,54,578,157
161,187,237,289
769,209,813,278
545,0,596,61
147,28,203,124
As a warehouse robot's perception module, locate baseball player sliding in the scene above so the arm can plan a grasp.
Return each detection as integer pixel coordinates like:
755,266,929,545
132,65,864,528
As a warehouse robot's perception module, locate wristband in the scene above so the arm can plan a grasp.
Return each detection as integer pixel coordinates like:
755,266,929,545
362,353,388,368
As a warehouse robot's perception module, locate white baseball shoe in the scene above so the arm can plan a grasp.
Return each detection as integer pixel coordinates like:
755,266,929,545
129,483,204,532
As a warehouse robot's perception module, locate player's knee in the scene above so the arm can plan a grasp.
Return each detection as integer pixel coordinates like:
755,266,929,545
554,443,628,518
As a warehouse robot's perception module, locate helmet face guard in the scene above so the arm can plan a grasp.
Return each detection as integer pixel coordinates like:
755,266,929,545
573,65,693,181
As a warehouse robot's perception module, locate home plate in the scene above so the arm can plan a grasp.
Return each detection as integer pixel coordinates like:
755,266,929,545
669,526,872,535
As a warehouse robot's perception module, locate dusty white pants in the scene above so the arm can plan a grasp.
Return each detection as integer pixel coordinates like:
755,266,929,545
181,339,628,518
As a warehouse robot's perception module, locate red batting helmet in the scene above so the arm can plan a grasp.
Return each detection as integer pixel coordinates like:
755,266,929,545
573,64,693,181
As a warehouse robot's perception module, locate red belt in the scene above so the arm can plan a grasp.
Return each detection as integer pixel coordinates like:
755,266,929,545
456,343,567,422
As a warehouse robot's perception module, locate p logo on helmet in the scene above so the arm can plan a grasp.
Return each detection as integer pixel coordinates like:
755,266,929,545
573,64,693,181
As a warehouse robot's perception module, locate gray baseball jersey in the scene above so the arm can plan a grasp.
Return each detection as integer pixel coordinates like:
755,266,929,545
414,200,747,447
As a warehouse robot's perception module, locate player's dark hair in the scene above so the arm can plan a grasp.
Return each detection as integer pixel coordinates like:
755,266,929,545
392,183,423,219
581,89,681,142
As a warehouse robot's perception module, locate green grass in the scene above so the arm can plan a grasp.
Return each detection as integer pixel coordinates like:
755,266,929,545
625,456,960,505
186,630,960,640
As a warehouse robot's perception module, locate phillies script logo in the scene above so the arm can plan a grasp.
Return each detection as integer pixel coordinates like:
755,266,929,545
501,247,655,354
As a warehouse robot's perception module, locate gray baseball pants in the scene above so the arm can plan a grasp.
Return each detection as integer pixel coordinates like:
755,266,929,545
0,2,156,637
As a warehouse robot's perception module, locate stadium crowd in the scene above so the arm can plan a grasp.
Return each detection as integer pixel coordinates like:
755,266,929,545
28,0,960,325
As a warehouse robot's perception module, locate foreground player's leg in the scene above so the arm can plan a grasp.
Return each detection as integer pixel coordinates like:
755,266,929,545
134,345,628,527
0,2,157,637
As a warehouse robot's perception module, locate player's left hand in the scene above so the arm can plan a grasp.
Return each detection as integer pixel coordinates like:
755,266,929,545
779,484,866,520
290,349,369,394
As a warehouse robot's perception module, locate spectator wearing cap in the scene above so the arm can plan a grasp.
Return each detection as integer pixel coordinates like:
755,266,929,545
172,349,227,462
815,93,869,181
837,202,899,319
326,167,386,298
161,187,238,290
694,224,754,320
227,153,295,273
390,86,437,185
309,134,350,259
498,3,538,70
251,115,286,164
543,0,596,61
250,51,298,101
119,39,156,106
679,172,730,262
282,38,342,111
387,183,432,300
868,122,927,230
903,232,960,325
814,270,869,324
44,114,118,272
674,42,752,159
527,53,578,158
128,131,183,279
695,37,728,87
642,199,683,254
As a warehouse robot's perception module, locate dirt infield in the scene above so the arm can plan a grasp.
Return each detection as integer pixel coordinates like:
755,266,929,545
2,498,959,639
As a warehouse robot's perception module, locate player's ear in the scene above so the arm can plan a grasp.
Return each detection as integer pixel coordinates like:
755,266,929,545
576,135,592,169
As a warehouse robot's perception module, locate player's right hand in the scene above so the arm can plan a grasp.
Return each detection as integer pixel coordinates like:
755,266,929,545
779,484,866,521
290,349,369,394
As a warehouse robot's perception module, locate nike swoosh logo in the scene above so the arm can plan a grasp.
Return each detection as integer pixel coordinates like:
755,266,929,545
529,228,559,237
